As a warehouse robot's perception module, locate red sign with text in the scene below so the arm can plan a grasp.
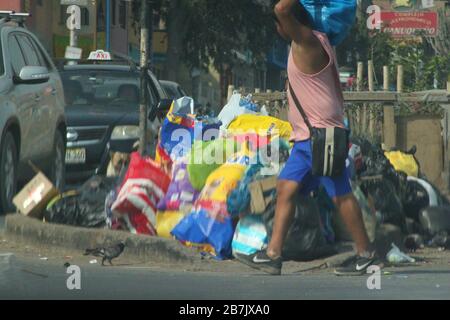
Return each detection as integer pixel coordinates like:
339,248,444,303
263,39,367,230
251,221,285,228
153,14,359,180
381,11,438,37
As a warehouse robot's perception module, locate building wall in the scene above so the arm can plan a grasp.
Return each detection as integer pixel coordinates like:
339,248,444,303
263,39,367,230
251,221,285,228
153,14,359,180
25,0,53,54
0,0,22,11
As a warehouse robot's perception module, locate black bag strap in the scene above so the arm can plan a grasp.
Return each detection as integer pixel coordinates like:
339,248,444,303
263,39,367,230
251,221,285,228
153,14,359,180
288,81,313,133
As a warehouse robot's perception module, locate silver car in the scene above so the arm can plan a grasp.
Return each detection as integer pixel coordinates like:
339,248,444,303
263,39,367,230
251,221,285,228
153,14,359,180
0,14,66,213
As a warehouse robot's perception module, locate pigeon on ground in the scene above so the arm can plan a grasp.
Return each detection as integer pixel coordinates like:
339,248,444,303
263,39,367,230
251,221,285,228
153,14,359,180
84,241,126,266
404,234,424,252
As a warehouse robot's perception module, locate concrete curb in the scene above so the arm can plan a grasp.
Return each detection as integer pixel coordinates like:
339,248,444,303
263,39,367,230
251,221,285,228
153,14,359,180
4,214,200,264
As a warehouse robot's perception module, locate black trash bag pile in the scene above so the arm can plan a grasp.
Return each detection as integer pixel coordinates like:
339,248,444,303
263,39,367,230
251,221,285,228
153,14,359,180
352,136,450,250
357,145,408,232
44,176,118,228
403,180,431,222
262,196,336,261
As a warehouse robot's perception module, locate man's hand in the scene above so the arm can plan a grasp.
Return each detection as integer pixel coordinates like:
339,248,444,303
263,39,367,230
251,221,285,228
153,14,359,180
274,0,315,46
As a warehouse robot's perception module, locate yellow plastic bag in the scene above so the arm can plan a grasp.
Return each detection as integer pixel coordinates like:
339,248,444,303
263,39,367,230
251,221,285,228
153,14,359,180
384,151,419,177
198,143,252,202
156,210,187,239
227,114,293,142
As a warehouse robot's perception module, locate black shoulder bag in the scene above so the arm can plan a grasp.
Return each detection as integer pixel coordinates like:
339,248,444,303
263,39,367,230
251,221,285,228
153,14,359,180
288,82,349,177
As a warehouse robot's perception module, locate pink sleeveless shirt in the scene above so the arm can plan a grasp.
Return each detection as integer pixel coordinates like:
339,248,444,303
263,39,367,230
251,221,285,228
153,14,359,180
287,31,345,142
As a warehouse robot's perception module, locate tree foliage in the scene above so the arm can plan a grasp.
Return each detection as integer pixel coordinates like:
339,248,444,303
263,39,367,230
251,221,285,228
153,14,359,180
132,0,277,74
337,4,450,92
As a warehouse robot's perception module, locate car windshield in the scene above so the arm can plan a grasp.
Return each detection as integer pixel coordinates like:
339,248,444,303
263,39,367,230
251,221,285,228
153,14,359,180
61,70,140,107
162,83,185,100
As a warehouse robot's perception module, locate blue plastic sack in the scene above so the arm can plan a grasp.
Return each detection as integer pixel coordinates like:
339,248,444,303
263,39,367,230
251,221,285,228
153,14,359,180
171,207,234,260
300,0,357,46
160,115,222,159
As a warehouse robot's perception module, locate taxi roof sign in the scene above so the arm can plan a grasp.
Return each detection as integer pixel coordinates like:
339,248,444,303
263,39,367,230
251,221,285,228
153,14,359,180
88,50,112,61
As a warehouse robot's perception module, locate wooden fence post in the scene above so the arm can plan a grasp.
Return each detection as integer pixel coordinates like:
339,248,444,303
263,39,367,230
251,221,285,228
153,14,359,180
383,66,389,91
397,65,404,93
383,104,396,150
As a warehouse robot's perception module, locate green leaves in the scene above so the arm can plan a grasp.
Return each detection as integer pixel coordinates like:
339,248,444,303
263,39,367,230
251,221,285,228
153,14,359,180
133,0,277,72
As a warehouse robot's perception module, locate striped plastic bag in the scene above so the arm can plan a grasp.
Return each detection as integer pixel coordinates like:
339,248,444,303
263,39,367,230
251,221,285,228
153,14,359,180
232,215,268,256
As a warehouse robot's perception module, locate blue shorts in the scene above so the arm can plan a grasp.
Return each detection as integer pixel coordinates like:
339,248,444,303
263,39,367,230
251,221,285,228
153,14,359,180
279,140,352,198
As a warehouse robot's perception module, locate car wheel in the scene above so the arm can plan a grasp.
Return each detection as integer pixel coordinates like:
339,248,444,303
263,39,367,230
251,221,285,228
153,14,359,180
0,132,18,214
51,130,66,191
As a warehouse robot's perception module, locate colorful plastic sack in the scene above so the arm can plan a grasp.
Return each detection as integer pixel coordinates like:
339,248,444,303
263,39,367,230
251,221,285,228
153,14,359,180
171,206,235,260
172,148,250,260
111,152,171,235
156,210,187,239
226,114,293,148
300,0,357,46
232,215,268,256
157,158,200,212
385,151,419,178
159,97,222,160
187,139,239,191
160,104,196,160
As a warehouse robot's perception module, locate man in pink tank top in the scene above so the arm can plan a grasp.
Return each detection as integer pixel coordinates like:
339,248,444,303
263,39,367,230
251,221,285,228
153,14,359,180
236,0,381,276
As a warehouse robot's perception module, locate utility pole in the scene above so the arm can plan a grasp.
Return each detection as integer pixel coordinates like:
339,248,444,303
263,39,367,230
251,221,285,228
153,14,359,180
93,0,97,50
106,0,111,51
139,0,150,155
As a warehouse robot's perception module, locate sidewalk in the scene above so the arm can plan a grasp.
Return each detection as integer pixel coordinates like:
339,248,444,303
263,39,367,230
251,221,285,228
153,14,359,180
2,213,450,275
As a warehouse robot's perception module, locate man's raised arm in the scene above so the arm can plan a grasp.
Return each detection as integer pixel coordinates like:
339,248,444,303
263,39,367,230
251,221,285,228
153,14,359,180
273,0,317,46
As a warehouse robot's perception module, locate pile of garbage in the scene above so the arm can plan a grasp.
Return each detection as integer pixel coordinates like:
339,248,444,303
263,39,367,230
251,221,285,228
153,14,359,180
349,137,450,255
18,93,450,263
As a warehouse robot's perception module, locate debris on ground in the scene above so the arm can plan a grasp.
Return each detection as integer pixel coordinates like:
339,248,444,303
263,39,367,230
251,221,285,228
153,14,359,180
386,243,416,264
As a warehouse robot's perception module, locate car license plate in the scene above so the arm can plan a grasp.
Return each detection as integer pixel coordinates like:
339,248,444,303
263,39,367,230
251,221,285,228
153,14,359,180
65,148,86,164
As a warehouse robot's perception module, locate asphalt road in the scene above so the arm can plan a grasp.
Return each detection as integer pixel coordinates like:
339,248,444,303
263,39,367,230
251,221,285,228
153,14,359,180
1,253,449,300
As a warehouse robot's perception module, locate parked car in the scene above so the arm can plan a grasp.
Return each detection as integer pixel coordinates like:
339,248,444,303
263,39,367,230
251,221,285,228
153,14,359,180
160,80,203,113
160,80,188,100
0,13,66,213
60,61,172,182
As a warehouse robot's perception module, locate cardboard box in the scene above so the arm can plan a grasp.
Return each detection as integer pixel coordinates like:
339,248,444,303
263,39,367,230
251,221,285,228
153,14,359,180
249,176,277,214
13,172,59,219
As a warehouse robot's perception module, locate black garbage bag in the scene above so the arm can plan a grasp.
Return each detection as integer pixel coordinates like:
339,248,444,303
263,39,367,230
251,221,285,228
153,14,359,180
44,176,118,228
350,136,373,158
419,206,450,237
403,179,431,222
262,196,336,261
361,178,407,232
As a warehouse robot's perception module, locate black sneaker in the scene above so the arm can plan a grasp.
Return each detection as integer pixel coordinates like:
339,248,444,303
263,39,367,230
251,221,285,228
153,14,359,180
334,254,383,276
234,251,283,275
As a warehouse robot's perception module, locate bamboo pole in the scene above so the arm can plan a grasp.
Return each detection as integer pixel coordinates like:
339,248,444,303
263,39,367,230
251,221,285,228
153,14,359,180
357,62,364,92
383,66,389,91
356,62,364,135
397,65,404,93
368,60,374,92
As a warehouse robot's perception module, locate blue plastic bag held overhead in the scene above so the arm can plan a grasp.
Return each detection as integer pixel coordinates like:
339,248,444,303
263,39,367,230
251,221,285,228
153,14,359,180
300,0,357,46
